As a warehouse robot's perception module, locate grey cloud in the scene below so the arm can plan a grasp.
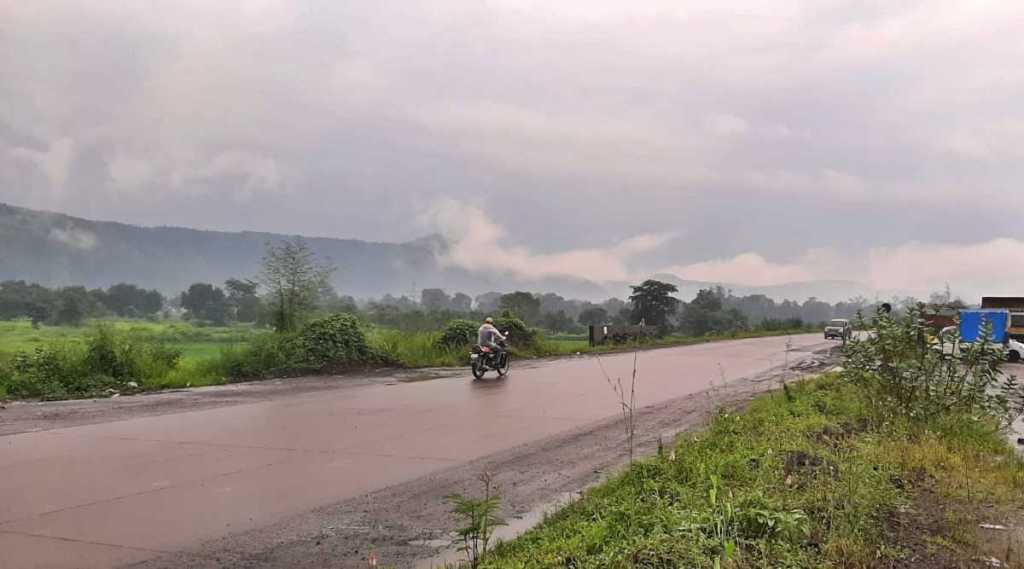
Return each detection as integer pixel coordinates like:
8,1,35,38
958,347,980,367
2,1,1024,293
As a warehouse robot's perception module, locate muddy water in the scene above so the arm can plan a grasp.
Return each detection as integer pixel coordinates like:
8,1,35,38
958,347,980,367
0,334,825,569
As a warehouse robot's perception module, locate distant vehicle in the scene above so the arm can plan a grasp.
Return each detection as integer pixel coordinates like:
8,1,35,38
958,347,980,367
824,319,852,341
936,308,1024,363
979,298,1024,340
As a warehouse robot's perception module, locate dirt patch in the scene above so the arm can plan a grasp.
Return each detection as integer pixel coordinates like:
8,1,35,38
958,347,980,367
886,477,1024,568
125,349,839,569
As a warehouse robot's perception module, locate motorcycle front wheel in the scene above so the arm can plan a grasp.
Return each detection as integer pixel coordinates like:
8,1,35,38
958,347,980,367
471,359,487,380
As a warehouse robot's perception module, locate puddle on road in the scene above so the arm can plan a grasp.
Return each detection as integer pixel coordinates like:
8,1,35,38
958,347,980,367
413,490,581,569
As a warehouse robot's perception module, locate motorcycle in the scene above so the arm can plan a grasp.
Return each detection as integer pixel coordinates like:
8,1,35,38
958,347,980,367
470,333,510,379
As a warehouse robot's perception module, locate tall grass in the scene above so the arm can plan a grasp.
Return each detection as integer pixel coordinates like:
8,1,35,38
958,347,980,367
368,328,465,367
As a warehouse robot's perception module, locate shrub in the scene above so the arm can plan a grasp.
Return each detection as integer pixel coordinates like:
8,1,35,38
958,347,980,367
843,304,1024,428
85,325,138,380
436,319,479,349
211,332,304,380
9,344,102,400
493,316,538,349
298,313,374,368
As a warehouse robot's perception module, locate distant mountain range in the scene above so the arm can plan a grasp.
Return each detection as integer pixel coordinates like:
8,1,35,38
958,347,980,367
0,202,881,303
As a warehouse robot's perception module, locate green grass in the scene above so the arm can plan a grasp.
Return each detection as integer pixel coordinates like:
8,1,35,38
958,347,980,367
0,319,260,396
0,319,256,362
477,374,1024,568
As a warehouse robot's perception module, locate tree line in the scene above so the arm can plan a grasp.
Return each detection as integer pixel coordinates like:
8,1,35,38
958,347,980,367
0,236,897,337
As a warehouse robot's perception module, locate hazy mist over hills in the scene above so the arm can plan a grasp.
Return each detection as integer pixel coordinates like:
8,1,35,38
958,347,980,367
1,202,882,303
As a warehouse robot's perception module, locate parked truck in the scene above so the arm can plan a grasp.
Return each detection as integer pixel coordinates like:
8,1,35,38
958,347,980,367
980,297,1024,340
941,308,1024,362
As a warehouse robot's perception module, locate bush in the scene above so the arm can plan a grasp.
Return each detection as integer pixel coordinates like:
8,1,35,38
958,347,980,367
843,304,1024,428
9,344,103,400
436,319,479,349
0,326,186,399
210,332,304,380
85,325,138,380
298,313,374,368
493,316,538,349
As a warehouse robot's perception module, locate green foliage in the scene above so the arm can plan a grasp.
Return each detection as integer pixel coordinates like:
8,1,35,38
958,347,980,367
373,328,462,367
577,306,609,327
258,236,335,332
844,304,1024,427
498,291,542,324
102,283,164,317
680,287,750,336
449,472,506,568
297,313,374,368
224,278,262,323
492,315,537,349
209,332,304,380
180,283,230,325
0,325,183,399
628,279,680,334
482,375,1024,568
436,319,479,349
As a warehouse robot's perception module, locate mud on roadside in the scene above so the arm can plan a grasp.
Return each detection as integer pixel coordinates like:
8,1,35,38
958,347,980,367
125,346,840,569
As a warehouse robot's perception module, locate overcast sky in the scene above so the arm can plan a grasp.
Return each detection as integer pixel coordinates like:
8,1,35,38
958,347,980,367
3,1,1023,298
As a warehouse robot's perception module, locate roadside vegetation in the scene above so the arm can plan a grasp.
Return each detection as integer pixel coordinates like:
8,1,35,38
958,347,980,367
0,238,826,400
462,306,1024,568
7,235,932,403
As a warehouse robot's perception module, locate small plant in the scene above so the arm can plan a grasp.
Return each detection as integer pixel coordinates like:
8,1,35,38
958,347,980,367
447,472,506,568
596,350,639,462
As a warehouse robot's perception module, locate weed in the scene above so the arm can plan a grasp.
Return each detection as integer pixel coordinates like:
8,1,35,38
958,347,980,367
596,351,639,462
448,472,506,568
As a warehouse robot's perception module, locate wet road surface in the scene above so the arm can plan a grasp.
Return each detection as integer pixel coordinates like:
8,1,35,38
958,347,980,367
0,334,826,568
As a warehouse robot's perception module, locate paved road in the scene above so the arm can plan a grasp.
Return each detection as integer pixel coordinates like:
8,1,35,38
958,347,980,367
0,334,827,569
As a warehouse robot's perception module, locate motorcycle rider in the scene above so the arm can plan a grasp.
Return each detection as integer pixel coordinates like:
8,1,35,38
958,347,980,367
478,317,506,359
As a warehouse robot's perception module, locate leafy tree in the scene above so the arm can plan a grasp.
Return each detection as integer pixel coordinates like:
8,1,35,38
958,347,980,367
499,291,541,323
225,278,262,323
103,283,163,317
540,310,575,333
679,288,724,336
451,292,473,313
800,297,833,326
421,288,452,312
577,306,609,327
0,280,54,322
180,283,229,324
258,237,335,333
51,286,92,326
475,292,503,314
628,280,680,333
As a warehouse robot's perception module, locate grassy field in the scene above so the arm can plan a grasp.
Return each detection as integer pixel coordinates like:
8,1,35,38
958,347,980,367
0,319,256,361
477,374,1024,568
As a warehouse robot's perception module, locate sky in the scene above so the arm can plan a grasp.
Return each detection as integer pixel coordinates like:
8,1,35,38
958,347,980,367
2,1,1023,299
